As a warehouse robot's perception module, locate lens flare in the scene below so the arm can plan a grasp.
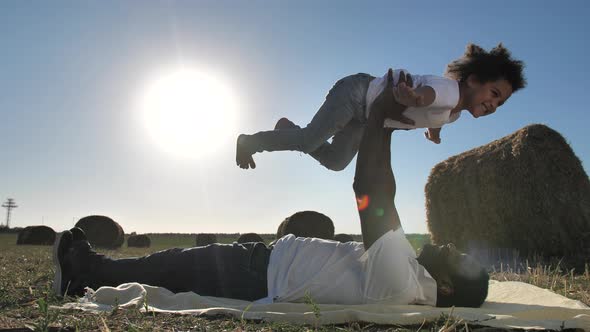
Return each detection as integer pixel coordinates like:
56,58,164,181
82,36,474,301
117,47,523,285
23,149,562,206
374,208,384,217
356,195,369,211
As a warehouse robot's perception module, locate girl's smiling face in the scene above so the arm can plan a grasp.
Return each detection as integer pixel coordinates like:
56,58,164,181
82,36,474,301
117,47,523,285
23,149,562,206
463,75,513,118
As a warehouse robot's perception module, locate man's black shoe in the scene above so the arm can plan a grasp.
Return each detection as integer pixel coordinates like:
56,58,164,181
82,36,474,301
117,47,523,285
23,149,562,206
53,228,95,296
53,230,73,296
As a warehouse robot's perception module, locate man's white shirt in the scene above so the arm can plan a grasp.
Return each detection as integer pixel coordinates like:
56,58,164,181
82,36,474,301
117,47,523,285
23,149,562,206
365,69,461,129
257,228,437,306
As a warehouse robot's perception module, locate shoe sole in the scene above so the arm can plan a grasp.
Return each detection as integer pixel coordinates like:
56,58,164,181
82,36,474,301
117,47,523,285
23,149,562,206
52,231,64,295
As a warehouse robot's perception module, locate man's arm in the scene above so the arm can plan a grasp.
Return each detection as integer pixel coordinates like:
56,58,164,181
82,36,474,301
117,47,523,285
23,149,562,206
353,69,410,250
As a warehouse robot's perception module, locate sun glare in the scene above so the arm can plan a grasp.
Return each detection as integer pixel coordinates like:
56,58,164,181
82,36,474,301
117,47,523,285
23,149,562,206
138,68,238,159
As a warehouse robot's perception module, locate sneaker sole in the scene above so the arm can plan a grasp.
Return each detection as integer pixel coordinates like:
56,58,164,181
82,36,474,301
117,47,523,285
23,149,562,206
52,231,64,295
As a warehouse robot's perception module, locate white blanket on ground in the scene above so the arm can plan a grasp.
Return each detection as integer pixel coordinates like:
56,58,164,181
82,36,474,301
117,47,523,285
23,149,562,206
57,280,590,330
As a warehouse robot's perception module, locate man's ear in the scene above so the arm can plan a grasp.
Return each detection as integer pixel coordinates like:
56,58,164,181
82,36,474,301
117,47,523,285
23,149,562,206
437,278,454,296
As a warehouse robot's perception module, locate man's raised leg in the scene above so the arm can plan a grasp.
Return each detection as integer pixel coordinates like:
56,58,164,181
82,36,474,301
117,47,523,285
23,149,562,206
353,70,412,249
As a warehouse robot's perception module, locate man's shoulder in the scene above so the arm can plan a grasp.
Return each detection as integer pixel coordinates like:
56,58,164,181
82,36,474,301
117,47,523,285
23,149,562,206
274,234,359,249
367,228,416,257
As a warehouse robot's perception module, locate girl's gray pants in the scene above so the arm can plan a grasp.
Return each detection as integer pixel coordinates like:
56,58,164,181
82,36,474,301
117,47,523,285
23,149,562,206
244,73,374,171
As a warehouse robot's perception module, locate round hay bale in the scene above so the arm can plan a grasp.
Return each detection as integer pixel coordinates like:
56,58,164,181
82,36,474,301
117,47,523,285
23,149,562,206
75,215,125,249
425,124,590,266
195,233,217,246
334,233,354,243
16,225,56,245
237,232,264,243
276,211,335,240
127,234,151,248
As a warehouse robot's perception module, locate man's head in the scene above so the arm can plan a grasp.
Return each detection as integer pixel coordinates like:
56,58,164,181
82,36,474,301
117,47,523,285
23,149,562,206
446,43,526,118
417,243,489,307
276,211,335,240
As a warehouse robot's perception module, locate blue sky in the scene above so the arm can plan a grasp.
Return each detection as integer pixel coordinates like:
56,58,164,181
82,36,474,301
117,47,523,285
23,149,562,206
1,1,588,234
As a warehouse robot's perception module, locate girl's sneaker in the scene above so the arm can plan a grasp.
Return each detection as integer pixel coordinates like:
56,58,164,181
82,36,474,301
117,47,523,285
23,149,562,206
274,117,300,130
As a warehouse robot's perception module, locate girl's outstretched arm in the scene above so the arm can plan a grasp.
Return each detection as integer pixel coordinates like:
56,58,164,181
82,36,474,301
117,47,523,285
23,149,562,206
425,127,442,144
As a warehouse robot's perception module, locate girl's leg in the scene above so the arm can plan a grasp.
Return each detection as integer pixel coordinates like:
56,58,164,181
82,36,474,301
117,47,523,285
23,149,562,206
308,120,365,171
238,74,372,171
242,78,356,156
271,116,365,171
238,75,371,170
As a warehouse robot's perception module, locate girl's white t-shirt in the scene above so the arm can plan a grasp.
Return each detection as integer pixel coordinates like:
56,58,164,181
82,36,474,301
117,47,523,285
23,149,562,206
256,228,437,306
365,69,461,129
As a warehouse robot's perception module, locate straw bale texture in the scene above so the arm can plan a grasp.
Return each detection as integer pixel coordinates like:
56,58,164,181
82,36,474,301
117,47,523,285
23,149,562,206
425,124,590,264
75,215,125,249
195,233,217,246
16,225,56,245
237,232,264,243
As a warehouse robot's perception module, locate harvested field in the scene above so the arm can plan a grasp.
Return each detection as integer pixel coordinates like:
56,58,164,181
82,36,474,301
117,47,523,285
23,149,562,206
1,233,588,331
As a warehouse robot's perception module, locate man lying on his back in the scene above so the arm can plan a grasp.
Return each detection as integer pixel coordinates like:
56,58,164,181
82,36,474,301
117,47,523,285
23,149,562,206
53,71,489,307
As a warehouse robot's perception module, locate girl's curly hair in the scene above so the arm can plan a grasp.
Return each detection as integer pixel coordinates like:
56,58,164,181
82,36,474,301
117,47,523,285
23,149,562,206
445,43,527,92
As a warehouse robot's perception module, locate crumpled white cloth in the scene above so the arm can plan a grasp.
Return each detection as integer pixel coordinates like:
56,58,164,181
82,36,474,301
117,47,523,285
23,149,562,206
56,280,590,330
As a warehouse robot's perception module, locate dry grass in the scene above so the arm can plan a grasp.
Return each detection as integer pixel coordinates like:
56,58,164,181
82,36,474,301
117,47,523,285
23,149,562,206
489,260,590,306
0,233,587,331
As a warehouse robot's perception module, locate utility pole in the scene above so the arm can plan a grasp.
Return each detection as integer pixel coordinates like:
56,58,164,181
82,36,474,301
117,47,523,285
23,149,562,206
2,198,18,228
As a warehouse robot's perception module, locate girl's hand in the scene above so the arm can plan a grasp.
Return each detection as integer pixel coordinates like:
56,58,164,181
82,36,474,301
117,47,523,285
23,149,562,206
424,129,441,144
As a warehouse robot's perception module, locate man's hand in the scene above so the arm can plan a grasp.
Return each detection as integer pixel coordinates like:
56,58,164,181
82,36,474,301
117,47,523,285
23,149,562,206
380,69,415,126
393,80,425,108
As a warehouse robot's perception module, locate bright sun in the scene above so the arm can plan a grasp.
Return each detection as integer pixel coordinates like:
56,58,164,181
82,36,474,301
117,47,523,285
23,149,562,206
138,68,238,159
